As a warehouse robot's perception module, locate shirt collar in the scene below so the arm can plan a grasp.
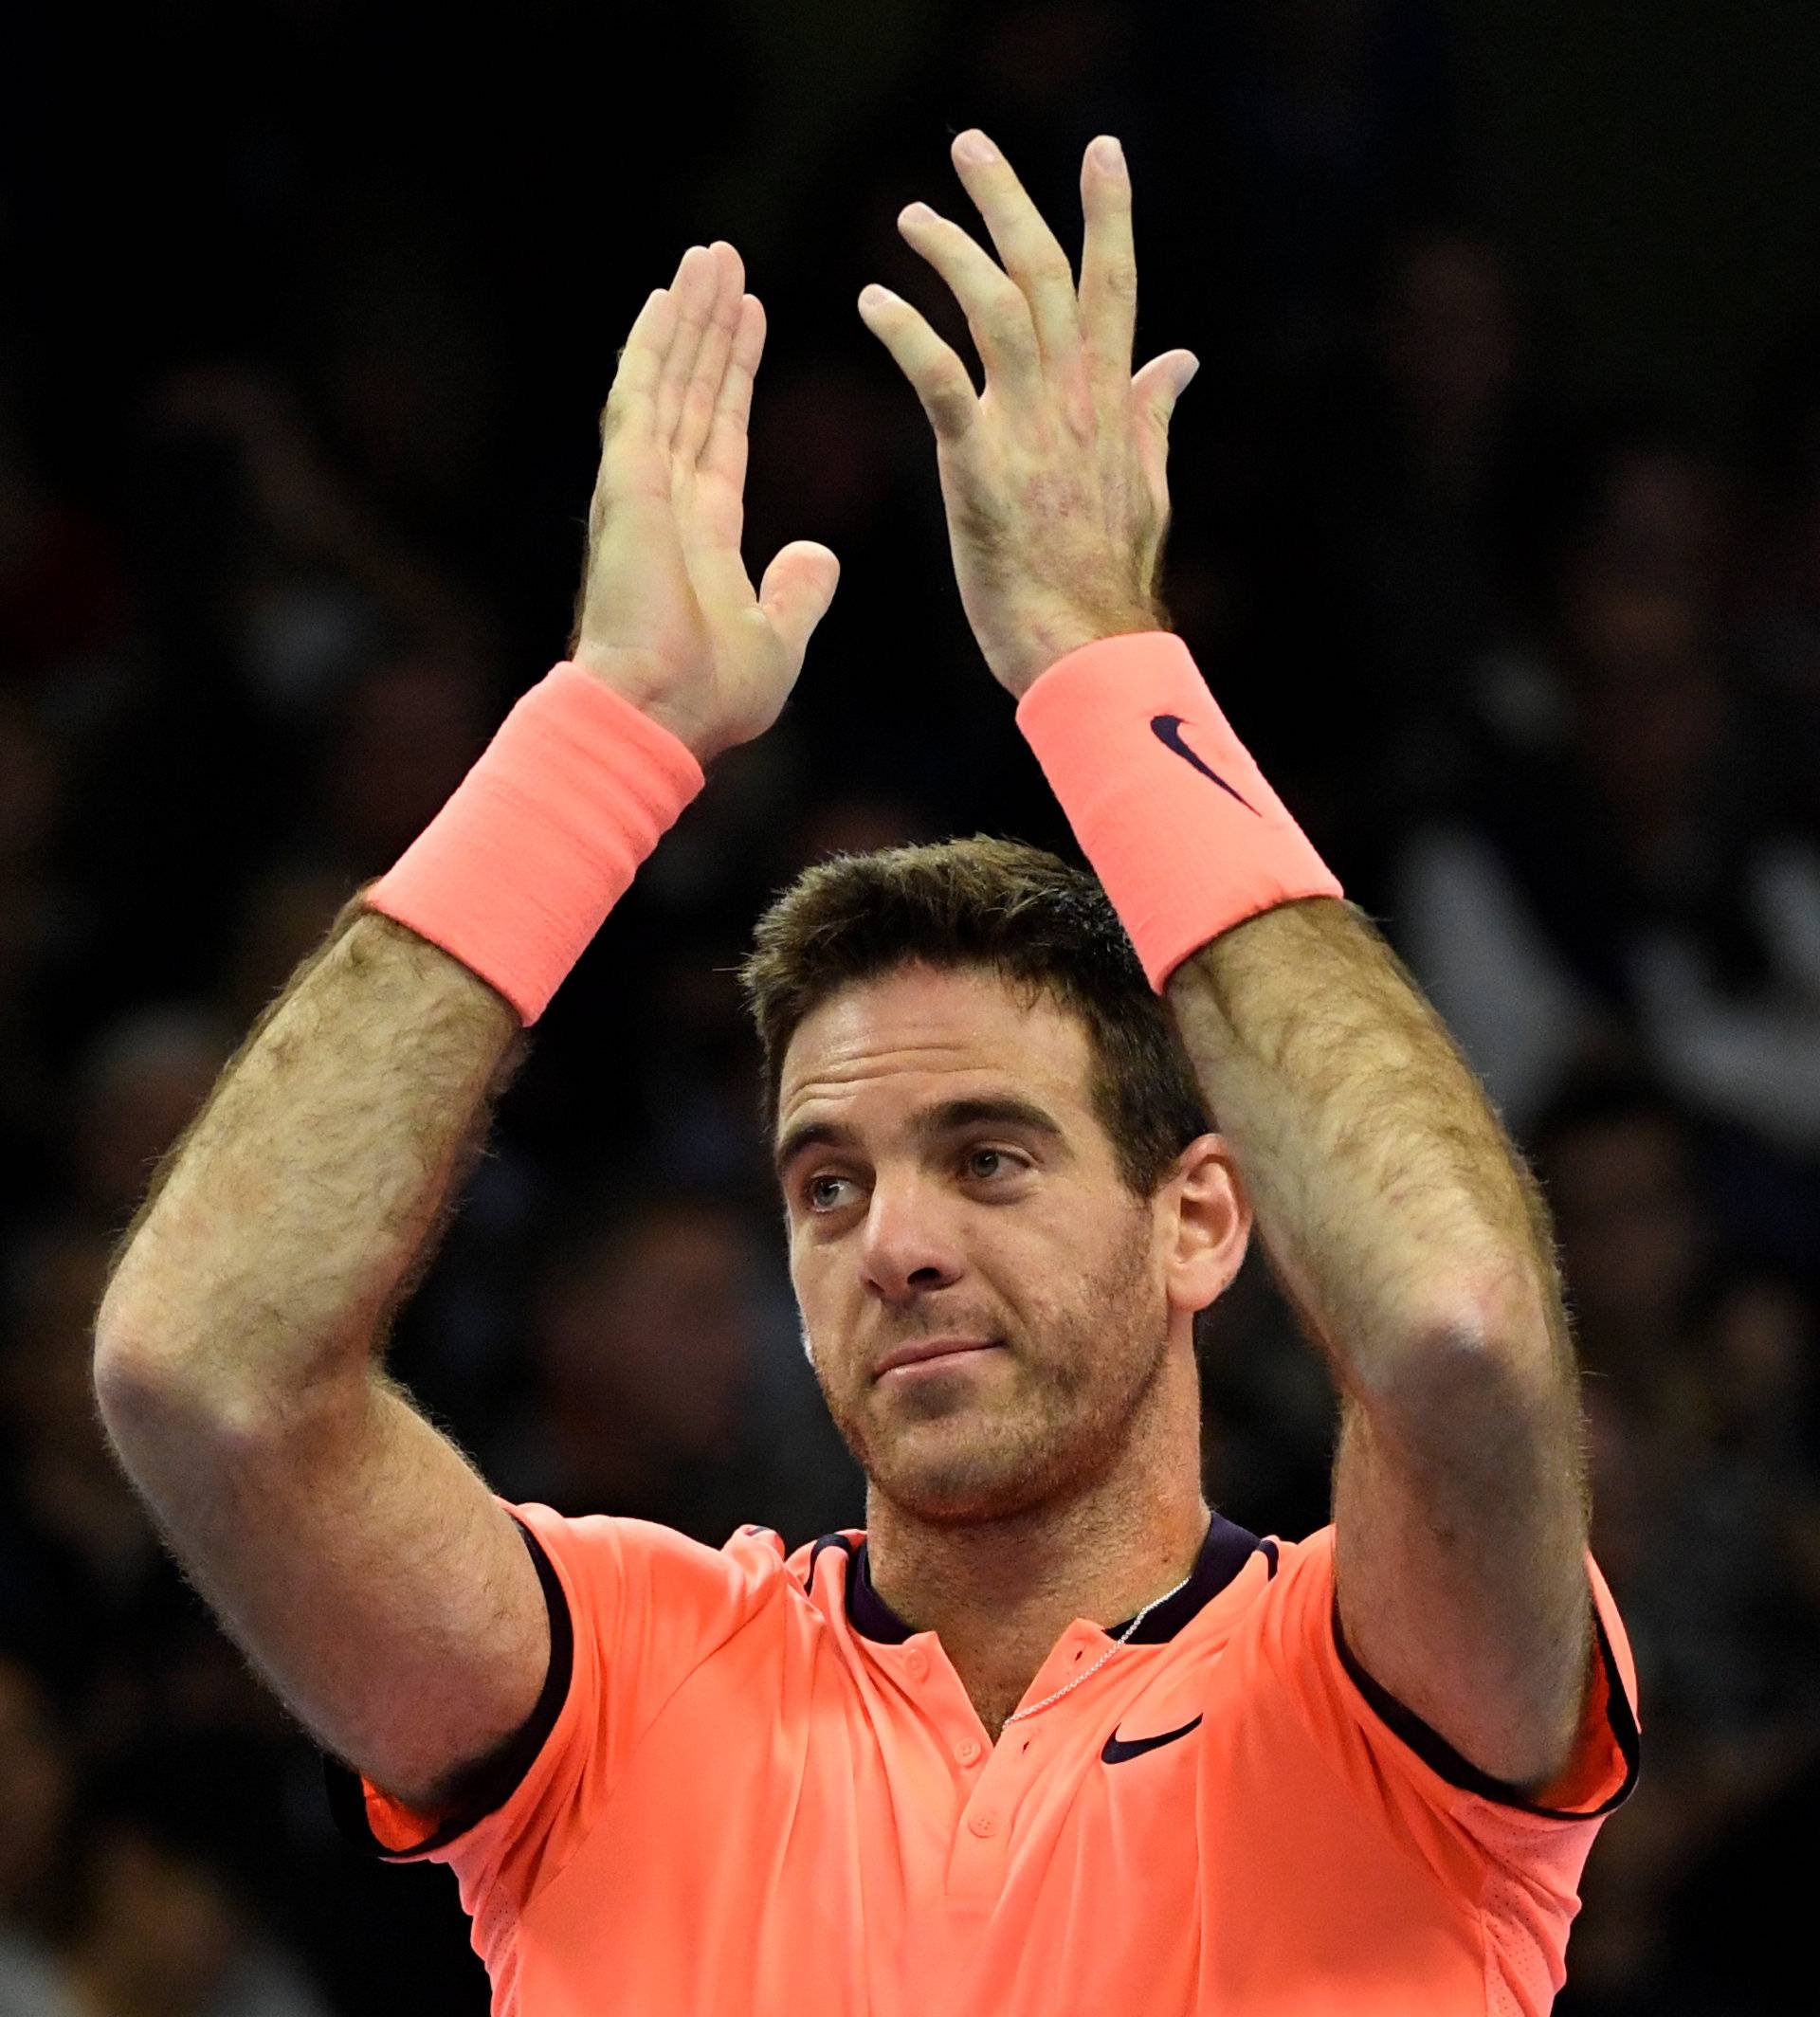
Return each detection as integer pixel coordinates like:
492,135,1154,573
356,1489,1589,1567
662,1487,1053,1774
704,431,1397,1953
840,1511,1266,1646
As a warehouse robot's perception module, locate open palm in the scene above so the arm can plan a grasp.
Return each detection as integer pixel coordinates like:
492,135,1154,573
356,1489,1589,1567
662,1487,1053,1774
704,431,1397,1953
571,242,839,763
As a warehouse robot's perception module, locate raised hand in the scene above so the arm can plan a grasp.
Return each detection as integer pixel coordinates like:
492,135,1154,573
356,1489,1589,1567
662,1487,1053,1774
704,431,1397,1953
571,242,840,762
858,132,1198,700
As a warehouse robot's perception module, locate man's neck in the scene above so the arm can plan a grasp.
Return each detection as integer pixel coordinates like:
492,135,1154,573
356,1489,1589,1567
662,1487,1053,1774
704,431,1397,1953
863,1469,1211,1742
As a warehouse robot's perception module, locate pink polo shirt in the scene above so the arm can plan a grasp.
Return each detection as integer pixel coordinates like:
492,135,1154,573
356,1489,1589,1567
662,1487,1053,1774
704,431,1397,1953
324,1499,1639,2015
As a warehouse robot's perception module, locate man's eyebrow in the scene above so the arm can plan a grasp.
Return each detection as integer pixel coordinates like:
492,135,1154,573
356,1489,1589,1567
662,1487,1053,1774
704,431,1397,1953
926,1095,1067,1142
773,1118,854,1181
773,1095,1067,1180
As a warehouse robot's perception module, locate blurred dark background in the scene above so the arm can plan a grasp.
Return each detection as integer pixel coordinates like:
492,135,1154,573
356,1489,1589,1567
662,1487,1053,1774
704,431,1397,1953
3,1,1819,2011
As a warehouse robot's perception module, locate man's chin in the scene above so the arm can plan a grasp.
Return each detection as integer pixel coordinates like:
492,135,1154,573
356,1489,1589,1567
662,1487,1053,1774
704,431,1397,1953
867,1423,1063,1525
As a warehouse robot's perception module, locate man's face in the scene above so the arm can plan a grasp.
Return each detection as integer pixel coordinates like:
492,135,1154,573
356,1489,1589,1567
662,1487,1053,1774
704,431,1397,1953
775,962,1174,1524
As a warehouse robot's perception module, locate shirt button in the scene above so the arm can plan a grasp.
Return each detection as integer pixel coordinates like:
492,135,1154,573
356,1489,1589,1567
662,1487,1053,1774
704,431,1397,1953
968,1811,997,1838
905,1649,929,1681
955,1737,982,1765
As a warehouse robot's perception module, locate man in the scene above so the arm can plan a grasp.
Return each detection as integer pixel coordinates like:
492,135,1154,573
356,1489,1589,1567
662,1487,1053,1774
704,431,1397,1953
93,132,1637,2014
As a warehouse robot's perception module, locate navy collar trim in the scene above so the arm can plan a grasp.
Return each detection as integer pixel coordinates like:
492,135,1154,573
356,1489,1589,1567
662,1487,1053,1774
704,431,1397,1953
818,1512,1267,1647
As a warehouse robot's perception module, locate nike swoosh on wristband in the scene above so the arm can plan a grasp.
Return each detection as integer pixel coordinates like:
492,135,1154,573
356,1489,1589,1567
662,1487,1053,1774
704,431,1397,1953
1150,716,1262,815
1101,1714,1205,1765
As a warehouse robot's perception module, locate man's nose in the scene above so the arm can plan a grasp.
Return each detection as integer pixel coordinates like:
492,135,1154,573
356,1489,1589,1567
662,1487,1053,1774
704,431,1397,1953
860,1172,964,1303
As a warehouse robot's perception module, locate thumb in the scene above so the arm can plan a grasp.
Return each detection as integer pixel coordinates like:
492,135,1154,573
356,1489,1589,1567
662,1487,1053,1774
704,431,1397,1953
1132,348,1199,445
758,539,841,664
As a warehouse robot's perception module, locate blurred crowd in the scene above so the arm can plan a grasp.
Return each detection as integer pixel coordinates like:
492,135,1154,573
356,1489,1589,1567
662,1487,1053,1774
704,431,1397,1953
4,1,1818,2011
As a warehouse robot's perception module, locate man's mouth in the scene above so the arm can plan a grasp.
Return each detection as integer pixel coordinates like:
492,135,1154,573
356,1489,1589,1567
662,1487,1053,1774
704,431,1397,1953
872,1337,1003,1381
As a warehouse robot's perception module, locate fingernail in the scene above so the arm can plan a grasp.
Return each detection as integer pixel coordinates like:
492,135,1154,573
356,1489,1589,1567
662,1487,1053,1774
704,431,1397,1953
900,202,934,227
860,284,896,311
1092,135,1124,172
954,130,995,166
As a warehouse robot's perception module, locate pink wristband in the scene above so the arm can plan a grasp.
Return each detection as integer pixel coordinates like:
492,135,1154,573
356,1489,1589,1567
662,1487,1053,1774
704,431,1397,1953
1015,631,1342,990
364,662,704,1025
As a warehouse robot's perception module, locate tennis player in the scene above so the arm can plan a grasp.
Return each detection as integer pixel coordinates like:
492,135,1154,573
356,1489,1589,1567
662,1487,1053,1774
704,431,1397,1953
94,131,1638,2015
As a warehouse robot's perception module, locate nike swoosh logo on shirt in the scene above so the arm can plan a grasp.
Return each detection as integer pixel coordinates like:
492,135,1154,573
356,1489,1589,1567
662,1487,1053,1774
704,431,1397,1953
1150,716,1261,815
1101,1714,1205,1765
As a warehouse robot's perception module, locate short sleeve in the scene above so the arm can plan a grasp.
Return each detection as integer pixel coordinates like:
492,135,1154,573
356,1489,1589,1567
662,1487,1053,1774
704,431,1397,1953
320,1499,788,1912
1253,1526,1641,2010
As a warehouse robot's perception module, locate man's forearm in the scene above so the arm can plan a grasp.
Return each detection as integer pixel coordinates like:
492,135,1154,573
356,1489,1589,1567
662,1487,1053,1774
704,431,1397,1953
1166,898,1571,1401
95,893,525,1406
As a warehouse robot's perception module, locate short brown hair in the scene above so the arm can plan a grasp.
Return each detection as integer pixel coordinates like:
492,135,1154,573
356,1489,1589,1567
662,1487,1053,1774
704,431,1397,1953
737,836,1211,1198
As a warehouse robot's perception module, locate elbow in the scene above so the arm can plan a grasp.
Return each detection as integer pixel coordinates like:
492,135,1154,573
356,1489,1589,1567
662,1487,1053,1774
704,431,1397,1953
92,1328,236,1446
1416,1256,1567,1380
93,1334,349,1479
93,1338,214,1491
91,1271,175,1406
1359,1285,1575,1446
92,1311,276,1453
95,1254,337,1420
92,1299,209,1424
92,1305,162,1427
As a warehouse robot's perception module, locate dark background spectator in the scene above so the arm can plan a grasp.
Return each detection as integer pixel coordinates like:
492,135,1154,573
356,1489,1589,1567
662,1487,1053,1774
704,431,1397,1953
5,1,1817,2008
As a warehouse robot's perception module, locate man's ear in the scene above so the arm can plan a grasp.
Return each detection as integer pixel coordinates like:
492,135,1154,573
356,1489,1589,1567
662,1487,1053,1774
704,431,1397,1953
1162,1134,1251,1317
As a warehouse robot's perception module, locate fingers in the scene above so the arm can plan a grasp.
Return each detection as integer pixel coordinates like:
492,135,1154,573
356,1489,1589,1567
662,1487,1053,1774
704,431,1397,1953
673,242,746,468
693,292,766,537
946,129,1083,382
678,289,767,614
895,203,1043,402
683,293,765,592
1077,136,1138,397
599,284,681,450
857,284,979,441
653,245,721,451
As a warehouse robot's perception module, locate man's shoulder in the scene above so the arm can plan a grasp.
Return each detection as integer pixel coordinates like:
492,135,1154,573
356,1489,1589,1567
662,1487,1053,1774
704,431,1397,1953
1259,1521,1336,1586
1180,1519,1338,1672
780,1525,865,1577
1212,1520,1335,1612
499,1499,803,1619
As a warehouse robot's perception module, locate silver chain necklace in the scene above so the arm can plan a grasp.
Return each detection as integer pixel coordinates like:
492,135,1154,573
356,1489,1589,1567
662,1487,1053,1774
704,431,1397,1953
1000,1532,1206,1727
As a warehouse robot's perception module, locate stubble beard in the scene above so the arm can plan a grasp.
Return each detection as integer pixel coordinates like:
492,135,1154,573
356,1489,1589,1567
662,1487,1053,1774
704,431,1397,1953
804,1206,1167,1526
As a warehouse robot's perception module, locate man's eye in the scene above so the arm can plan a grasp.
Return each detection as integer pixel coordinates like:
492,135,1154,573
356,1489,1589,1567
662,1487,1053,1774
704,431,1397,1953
805,1174,855,1212
966,1148,1022,1181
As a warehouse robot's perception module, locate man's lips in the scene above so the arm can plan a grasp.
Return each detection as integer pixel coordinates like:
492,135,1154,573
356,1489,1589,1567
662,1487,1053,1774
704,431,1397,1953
872,1337,1002,1380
